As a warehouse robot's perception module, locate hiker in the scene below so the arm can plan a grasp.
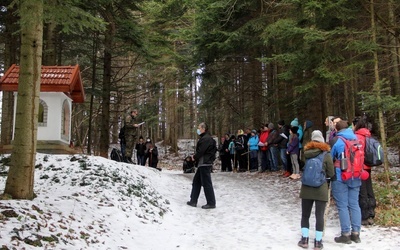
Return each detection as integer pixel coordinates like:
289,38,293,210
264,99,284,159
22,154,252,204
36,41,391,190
187,122,217,209
266,123,279,171
124,109,140,163
135,136,146,166
297,130,334,250
277,120,290,177
330,120,362,244
220,133,231,172
352,117,377,226
236,129,246,172
247,129,259,172
259,124,270,172
287,126,300,179
146,142,159,170
228,135,236,171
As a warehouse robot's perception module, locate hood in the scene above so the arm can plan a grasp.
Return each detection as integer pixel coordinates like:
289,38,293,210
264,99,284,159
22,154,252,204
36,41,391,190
355,128,371,137
304,141,331,159
337,128,357,140
305,120,313,130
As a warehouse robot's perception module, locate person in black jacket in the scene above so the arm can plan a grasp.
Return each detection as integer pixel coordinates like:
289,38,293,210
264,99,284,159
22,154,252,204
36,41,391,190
187,122,217,209
135,136,146,166
220,133,232,172
146,142,159,170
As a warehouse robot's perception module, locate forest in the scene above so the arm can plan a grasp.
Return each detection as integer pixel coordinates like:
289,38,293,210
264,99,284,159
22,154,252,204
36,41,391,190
1,1,400,183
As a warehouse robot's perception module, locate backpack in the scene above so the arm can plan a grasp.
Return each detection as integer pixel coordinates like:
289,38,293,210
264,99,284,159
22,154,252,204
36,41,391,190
364,137,384,166
338,136,369,181
301,152,327,187
110,147,124,162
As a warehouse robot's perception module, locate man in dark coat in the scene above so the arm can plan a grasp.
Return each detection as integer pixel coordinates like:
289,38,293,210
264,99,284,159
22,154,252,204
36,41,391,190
187,122,217,209
124,109,139,163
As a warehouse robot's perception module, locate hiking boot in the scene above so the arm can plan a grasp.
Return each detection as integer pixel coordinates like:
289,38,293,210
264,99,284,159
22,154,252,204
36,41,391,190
351,232,361,243
297,237,309,248
334,233,351,244
368,217,374,225
361,219,369,226
283,171,291,177
186,201,197,207
201,204,216,209
314,239,323,250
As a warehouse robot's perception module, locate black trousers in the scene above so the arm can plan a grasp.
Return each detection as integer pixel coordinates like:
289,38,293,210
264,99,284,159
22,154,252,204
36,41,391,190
221,154,231,171
301,199,326,232
359,169,376,220
190,166,216,206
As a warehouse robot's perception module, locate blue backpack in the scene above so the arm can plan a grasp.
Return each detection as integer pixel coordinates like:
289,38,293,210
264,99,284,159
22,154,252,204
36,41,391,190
364,137,384,166
301,152,327,187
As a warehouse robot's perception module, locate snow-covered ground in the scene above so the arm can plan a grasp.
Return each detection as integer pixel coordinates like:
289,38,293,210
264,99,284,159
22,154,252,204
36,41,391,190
0,140,399,249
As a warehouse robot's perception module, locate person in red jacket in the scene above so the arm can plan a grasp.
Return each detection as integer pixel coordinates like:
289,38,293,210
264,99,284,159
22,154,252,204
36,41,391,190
352,116,376,226
258,124,270,172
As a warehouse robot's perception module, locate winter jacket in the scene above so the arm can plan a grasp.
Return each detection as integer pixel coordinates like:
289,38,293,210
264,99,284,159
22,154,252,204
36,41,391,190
194,132,217,167
259,130,269,151
276,125,289,149
228,141,236,155
355,128,372,170
266,129,279,147
297,125,304,149
135,142,146,156
287,135,299,155
300,141,335,202
147,146,159,167
248,135,259,151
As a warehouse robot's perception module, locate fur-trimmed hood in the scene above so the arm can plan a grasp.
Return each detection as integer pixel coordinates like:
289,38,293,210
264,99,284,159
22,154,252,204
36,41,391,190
304,141,331,159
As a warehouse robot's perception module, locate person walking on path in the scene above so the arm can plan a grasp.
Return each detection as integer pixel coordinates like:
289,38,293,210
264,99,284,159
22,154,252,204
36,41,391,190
187,122,217,209
297,130,335,250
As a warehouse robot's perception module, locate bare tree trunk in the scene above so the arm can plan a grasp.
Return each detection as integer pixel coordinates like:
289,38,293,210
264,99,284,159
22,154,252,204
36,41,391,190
99,11,115,157
4,0,43,199
1,2,19,146
370,0,390,186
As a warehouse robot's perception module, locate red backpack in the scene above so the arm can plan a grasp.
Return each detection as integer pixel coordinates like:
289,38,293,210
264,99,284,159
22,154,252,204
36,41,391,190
338,136,369,181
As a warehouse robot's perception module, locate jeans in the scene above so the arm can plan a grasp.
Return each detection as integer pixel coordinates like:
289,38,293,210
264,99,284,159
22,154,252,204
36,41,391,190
279,148,288,171
268,146,279,171
331,179,362,234
137,155,145,166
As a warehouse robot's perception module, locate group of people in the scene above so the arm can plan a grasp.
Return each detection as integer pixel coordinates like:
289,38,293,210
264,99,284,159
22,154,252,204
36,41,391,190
119,109,159,169
190,116,378,250
218,118,314,180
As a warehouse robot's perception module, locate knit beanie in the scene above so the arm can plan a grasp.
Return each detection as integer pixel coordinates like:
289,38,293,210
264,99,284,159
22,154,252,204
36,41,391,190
251,129,257,134
278,120,285,126
311,130,325,143
290,118,299,127
268,123,274,129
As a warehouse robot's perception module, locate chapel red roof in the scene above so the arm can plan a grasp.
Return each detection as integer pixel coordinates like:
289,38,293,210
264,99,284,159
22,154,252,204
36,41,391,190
0,64,85,103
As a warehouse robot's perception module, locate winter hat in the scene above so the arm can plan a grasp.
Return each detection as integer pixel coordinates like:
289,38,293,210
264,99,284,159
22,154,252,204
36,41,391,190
311,130,325,143
268,123,274,129
251,129,257,134
290,118,299,127
290,126,298,134
278,120,285,126
305,120,313,129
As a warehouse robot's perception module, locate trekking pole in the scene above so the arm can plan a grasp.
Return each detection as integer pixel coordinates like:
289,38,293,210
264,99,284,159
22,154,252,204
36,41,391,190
247,150,250,172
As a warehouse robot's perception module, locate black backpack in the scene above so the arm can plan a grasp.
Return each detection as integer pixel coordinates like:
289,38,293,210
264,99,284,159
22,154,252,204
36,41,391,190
110,148,124,162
